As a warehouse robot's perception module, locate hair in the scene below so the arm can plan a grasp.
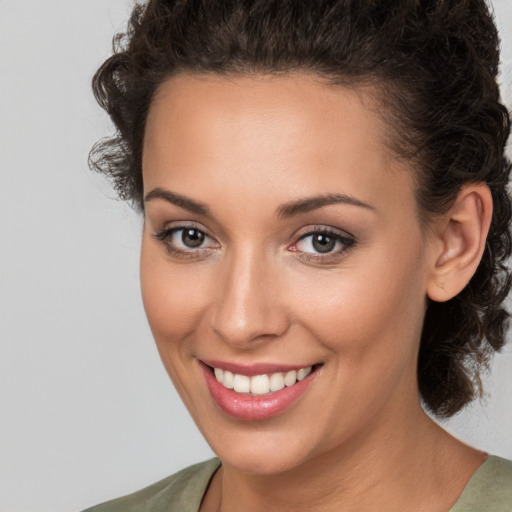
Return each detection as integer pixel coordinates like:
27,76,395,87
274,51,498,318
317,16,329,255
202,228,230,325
90,0,512,418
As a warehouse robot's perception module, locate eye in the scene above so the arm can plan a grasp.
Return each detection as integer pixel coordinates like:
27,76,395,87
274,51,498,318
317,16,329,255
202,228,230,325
154,225,219,257
292,228,355,258
174,228,207,248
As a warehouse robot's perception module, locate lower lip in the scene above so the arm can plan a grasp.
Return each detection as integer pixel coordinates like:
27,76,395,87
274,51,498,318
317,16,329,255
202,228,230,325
200,363,318,421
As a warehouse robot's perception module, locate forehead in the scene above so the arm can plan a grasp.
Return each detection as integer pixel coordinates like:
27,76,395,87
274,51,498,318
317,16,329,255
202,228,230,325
145,72,387,158
142,72,416,219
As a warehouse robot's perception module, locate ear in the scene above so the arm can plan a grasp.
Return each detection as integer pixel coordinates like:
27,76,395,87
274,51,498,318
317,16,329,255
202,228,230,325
426,183,492,303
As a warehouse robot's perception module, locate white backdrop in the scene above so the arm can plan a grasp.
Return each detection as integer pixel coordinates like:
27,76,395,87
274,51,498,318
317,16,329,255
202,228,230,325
1,1,511,511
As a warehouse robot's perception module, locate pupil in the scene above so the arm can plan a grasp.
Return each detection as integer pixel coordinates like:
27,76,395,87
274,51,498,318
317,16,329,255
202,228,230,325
182,229,204,247
312,234,335,253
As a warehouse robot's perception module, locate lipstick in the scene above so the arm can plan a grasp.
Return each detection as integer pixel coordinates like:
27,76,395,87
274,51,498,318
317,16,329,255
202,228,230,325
200,361,319,421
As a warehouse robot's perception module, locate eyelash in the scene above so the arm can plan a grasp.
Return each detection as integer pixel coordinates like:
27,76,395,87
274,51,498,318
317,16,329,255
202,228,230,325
153,225,218,259
292,228,356,262
153,225,356,261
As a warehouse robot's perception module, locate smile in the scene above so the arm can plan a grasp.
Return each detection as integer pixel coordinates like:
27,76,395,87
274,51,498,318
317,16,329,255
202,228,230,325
213,366,312,395
200,361,321,421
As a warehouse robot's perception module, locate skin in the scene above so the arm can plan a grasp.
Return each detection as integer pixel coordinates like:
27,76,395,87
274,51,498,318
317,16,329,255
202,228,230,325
140,73,489,511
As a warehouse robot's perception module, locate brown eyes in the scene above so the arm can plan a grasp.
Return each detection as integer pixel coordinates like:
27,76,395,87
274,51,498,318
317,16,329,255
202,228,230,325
180,228,206,248
295,232,346,254
154,227,218,255
154,226,355,260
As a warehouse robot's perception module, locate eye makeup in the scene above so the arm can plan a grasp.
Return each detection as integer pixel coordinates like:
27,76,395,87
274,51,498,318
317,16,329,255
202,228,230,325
153,222,219,259
153,222,356,264
292,228,355,262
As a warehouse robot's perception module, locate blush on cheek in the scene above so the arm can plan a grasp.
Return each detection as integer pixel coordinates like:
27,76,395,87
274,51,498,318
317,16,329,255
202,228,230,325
142,280,196,340
292,261,424,364
140,254,213,347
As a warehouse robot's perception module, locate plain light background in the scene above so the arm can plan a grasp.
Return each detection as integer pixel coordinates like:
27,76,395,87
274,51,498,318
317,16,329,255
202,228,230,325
1,1,511,511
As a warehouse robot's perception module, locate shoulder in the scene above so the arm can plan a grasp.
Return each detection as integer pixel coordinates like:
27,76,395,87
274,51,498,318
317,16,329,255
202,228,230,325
450,455,512,512
82,458,221,512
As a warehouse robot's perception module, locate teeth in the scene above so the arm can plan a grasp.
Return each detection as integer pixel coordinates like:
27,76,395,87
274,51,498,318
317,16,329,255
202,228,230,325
213,366,313,395
269,372,285,392
233,374,251,393
223,370,234,389
284,370,297,387
250,374,270,395
297,367,312,381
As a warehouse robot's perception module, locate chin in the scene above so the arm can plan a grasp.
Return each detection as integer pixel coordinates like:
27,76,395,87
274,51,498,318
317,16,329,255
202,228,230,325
218,447,305,475
203,424,318,475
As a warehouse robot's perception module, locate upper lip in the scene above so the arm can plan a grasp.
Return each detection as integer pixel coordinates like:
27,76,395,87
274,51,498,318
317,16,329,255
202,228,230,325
200,359,319,376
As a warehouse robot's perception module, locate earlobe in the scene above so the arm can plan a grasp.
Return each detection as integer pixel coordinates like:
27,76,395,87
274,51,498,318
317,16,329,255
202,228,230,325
426,183,492,303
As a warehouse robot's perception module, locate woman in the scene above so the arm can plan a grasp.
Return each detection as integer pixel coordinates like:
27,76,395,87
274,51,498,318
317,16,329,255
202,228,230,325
85,0,512,510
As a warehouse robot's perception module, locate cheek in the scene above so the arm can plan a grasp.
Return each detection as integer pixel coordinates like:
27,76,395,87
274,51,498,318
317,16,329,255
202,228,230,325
289,247,427,364
140,238,211,350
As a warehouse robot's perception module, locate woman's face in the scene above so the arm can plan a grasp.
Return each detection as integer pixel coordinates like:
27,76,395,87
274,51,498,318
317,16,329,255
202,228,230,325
141,73,435,474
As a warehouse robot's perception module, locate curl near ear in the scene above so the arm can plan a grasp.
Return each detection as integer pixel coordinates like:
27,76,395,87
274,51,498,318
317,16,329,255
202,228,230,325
426,183,493,303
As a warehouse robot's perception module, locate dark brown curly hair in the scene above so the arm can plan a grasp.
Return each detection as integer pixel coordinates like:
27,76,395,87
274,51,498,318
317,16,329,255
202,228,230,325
90,0,512,417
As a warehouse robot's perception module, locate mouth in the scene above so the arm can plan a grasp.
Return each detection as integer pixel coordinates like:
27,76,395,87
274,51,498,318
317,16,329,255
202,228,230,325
210,364,319,396
199,360,322,420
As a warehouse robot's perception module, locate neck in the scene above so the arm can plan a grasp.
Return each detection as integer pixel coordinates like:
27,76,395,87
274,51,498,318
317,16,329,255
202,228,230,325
208,401,483,512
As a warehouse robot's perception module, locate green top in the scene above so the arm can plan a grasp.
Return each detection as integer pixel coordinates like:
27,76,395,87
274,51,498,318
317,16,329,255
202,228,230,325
83,455,512,512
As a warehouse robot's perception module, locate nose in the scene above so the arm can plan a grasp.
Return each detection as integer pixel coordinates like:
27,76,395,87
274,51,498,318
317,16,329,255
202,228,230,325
208,249,290,349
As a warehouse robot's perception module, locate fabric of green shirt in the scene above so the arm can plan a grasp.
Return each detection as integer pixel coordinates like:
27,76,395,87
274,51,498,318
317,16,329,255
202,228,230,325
83,455,512,511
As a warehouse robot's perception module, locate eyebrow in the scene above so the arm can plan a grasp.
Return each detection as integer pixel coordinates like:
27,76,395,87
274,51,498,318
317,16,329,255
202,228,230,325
144,187,375,218
144,187,210,216
276,193,375,218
